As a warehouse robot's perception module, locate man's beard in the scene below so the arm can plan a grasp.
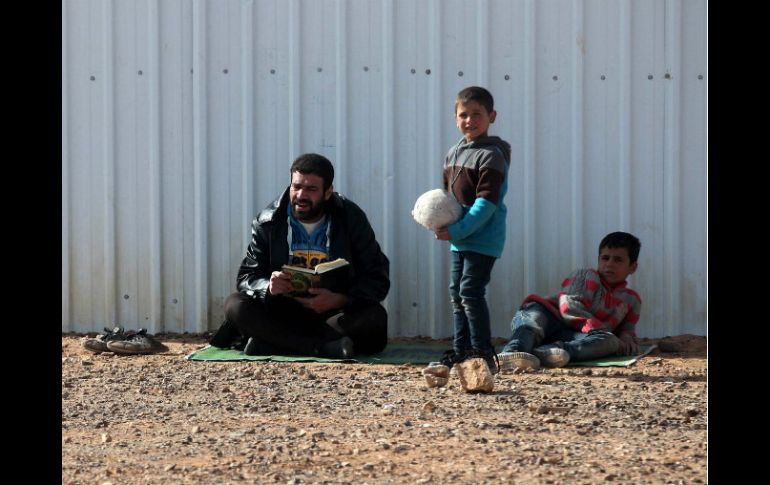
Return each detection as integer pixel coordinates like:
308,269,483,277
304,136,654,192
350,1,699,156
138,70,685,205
292,197,324,222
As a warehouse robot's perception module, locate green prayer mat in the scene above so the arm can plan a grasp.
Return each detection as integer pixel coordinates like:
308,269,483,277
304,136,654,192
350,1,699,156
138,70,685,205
186,342,656,367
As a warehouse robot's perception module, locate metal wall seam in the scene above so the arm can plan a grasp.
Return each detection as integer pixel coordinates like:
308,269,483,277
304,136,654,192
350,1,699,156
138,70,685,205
103,0,117,329
148,0,162,333
335,0,348,193
476,0,489,88
427,0,441,336
289,0,300,161
664,0,682,330
523,0,536,291
381,0,395,327
62,0,71,331
570,0,584,267
619,0,632,230
704,1,709,337
192,0,209,332
241,0,254,263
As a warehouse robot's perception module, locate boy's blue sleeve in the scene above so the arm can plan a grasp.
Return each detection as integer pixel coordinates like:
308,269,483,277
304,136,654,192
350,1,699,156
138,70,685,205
447,197,496,241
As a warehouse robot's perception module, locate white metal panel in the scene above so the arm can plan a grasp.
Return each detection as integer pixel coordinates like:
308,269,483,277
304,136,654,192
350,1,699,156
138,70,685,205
62,0,708,339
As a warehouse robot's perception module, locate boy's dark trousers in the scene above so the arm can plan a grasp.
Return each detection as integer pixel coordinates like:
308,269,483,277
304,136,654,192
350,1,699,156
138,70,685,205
450,250,497,354
210,291,387,356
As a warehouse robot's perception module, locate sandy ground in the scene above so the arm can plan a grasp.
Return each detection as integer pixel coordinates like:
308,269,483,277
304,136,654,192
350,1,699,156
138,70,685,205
62,333,706,485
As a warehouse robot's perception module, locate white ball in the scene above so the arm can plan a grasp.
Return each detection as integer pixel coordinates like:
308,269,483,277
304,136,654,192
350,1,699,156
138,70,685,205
411,189,463,231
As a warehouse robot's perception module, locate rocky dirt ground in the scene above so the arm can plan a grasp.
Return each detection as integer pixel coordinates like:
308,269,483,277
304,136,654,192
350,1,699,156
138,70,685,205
62,334,707,485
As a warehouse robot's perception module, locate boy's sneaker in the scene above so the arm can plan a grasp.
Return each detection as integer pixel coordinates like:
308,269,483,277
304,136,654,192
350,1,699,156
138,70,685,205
106,329,169,355
532,342,570,368
497,351,541,372
81,327,128,353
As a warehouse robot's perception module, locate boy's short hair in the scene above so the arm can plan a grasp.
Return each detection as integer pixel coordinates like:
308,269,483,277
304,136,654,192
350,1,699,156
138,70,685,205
290,153,335,191
599,232,641,263
456,86,495,114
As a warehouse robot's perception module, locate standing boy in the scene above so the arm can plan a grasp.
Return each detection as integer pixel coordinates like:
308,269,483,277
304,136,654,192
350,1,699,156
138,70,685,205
435,86,511,374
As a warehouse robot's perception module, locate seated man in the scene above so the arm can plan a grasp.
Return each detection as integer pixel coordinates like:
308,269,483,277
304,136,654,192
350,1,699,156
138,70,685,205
210,153,390,358
499,231,642,370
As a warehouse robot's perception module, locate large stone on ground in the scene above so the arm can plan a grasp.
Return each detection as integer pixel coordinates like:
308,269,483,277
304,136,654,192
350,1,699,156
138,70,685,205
455,358,494,393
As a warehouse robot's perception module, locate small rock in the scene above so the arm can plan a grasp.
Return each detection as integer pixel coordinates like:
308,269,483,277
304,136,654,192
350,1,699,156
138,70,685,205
164,464,176,472
191,426,200,434
422,401,437,413
101,433,111,443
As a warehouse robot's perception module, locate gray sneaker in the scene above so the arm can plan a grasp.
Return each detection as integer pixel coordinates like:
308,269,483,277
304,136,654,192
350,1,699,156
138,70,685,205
532,343,570,368
106,329,169,355
81,327,129,353
497,351,541,372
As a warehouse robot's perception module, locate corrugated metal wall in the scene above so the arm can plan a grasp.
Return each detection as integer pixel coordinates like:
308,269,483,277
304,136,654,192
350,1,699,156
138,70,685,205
62,0,707,338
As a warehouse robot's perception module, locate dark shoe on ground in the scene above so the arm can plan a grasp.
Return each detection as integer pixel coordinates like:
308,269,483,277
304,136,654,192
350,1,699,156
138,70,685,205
210,319,242,349
439,349,468,369
532,342,570,367
497,351,541,372
106,329,169,355
466,348,500,375
81,327,128,353
319,336,354,359
243,337,279,356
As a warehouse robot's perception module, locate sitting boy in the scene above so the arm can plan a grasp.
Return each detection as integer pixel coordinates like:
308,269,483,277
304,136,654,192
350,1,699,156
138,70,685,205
499,231,642,370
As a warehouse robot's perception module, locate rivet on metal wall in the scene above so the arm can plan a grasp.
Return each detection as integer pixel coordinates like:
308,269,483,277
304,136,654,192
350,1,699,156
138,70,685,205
364,66,369,71
172,298,178,304
698,74,703,80
270,69,275,74
190,69,194,74
410,68,416,74
90,76,95,81
138,70,143,75
664,73,671,79
425,69,431,75
504,74,510,80
317,67,322,72
412,302,418,307
648,74,653,80
223,69,228,74
600,75,606,80
124,294,129,300
458,71,463,76
552,75,558,81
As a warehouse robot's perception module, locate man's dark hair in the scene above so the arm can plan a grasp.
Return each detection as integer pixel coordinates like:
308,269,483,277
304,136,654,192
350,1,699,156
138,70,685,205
456,86,495,114
290,153,335,191
599,231,641,264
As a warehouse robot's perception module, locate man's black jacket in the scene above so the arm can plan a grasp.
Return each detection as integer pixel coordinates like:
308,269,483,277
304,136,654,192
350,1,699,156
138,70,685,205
236,188,390,308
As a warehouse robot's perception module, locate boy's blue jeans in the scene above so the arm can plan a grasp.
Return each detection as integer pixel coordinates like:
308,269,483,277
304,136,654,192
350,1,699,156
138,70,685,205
501,302,620,361
449,250,496,354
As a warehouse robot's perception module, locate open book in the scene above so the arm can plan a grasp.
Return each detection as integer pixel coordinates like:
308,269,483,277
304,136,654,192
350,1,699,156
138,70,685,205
281,258,350,296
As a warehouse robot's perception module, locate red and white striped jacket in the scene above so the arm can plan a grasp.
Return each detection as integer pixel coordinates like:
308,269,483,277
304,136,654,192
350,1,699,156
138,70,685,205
521,268,642,338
